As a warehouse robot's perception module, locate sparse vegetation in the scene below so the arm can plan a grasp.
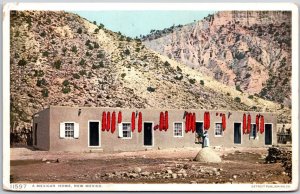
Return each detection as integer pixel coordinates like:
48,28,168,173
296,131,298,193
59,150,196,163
53,60,62,69
40,31,46,37
124,49,130,55
17,59,27,66
248,95,254,99
79,70,86,76
97,52,105,59
86,51,91,57
147,87,156,92
121,73,126,78
41,88,49,97
174,75,183,80
234,97,241,103
93,42,99,49
200,80,204,86
71,45,77,53
164,61,171,66
189,78,196,84
73,73,80,79
94,28,99,34
36,78,47,87
42,51,49,57
77,27,82,34
135,47,140,52
236,85,242,92
62,80,70,86
33,70,44,77
62,47,67,55
79,58,85,66
62,86,71,94
176,66,182,72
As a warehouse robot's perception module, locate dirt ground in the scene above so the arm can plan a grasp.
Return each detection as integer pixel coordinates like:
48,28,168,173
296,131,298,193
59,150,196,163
10,146,291,184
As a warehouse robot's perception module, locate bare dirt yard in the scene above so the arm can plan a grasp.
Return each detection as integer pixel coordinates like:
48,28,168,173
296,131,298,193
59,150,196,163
10,146,291,184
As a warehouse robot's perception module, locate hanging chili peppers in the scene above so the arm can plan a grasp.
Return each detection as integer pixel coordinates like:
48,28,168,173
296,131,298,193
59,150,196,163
138,112,142,133
117,111,122,124
159,112,164,131
256,115,260,132
243,113,247,134
131,112,135,132
192,113,196,133
185,112,189,133
260,115,265,134
247,114,251,134
164,111,169,131
101,111,107,131
222,113,226,131
106,111,111,131
111,111,116,133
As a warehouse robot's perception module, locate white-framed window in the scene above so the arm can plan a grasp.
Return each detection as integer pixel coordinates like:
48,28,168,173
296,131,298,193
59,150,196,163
250,124,257,139
173,122,183,137
215,123,223,136
122,122,132,139
60,122,79,139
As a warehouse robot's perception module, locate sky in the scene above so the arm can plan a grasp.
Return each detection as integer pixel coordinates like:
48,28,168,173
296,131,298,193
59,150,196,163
72,11,215,38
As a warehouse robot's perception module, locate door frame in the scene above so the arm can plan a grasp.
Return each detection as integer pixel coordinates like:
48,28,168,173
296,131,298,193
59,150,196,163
233,122,242,145
264,123,273,145
88,120,101,148
143,121,154,147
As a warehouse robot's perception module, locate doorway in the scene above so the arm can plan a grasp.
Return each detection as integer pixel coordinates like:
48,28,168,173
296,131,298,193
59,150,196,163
234,123,242,144
89,121,100,147
34,123,38,146
144,122,153,146
195,122,203,144
265,124,272,145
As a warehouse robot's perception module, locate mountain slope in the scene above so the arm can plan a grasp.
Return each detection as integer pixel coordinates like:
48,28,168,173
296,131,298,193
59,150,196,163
10,11,290,132
142,11,292,106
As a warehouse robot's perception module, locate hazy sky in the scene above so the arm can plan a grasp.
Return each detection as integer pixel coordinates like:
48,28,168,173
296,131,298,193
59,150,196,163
72,11,215,38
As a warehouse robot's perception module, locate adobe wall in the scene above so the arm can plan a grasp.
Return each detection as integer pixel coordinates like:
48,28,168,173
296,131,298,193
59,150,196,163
32,108,50,150
36,106,277,152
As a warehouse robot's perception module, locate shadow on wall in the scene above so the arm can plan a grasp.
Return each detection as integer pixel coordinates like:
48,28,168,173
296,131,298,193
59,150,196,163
10,127,33,147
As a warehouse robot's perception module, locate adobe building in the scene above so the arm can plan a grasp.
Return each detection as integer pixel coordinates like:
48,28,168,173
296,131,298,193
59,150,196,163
32,106,276,152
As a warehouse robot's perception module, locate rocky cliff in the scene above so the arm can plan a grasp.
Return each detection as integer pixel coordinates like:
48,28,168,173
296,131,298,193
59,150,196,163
10,11,290,133
142,11,292,106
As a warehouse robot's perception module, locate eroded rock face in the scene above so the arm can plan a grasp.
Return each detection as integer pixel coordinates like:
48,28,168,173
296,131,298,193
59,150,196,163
142,11,291,105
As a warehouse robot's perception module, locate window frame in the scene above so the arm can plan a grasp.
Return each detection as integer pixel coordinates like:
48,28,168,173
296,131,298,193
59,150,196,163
121,122,132,139
173,122,184,138
214,122,223,137
64,122,75,139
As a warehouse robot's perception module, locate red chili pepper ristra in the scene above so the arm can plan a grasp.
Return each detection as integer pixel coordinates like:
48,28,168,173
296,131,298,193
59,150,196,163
111,111,116,133
159,112,164,131
243,113,247,134
256,115,260,132
117,111,122,124
106,111,111,131
222,113,226,131
247,114,251,134
260,115,265,134
138,112,142,133
102,111,106,131
131,112,135,132
164,111,169,131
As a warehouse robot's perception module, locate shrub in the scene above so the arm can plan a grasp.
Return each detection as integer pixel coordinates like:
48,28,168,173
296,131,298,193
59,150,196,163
126,37,131,42
236,85,242,92
53,60,62,69
124,49,130,55
234,97,241,103
226,92,230,96
62,47,67,55
73,73,80,79
88,44,93,50
189,78,196,84
85,40,91,46
79,58,85,66
93,21,97,25
41,88,49,97
121,73,126,78
36,78,47,87
98,23,104,29
62,86,71,94
77,27,82,34
248,95,254,99
71,45,77,53
200,80,204,86
79,70,86,76
42,51,49,57
176,66,182,72
97,52,105,59
164,61,171,66
245,73,251,79
34,70,44,77
93,42,99,49
62,80,70,86
86,51,91,56
135,47,140,52
94,28,99,34
40,31,46,37
147,86,156,92
18,59,27,66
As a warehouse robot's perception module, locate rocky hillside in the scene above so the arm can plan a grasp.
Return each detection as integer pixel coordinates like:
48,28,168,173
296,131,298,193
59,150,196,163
142,11,292,106
10,11,290,132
